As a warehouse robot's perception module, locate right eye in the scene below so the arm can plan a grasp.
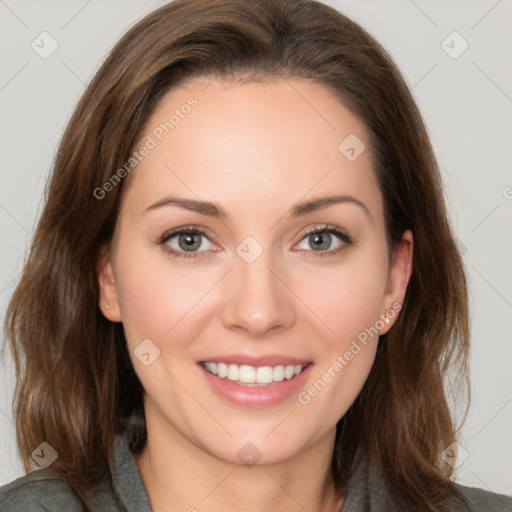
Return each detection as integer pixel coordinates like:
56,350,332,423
159,227,216,259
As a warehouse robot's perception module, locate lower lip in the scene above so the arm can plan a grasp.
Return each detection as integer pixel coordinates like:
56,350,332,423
198,363,313,408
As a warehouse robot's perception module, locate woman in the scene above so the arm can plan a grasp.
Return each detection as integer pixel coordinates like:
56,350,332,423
1,0,511,510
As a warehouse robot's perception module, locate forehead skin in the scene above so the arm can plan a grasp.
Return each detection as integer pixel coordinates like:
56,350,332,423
118,78,384,244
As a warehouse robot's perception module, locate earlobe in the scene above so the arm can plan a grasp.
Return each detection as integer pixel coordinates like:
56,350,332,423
96,244,122,322
379,230,413,334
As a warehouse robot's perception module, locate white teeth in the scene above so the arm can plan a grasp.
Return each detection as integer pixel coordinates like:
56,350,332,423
202,361,307,385
273,365,284,382
284,365,295,380
239,365,255,383
256,366,273,384
217,363,228,379
227,364,239,381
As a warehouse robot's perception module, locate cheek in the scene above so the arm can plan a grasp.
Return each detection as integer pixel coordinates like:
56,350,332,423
292,248,387,414
297,254,388,345
114,235,220,346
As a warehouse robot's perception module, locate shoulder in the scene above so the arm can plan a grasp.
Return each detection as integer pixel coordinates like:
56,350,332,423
455,483,512,511
0,469,84,512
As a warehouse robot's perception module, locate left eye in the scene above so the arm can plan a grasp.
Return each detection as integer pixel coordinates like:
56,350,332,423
296,229,346,252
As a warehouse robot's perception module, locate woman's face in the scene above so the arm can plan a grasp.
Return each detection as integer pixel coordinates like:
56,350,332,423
99,78,412,465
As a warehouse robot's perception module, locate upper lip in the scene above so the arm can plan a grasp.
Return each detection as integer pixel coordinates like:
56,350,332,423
199,355,312,367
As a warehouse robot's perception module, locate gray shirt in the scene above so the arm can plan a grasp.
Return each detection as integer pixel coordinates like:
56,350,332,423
1,433,511,511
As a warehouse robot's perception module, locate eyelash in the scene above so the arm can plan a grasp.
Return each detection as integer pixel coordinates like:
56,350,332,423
158,224,354,260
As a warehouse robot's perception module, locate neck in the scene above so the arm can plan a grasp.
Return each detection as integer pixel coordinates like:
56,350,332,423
134,409,343,512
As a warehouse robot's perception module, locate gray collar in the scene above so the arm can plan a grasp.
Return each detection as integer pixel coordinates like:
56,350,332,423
110,434,152,512
106,433,389,512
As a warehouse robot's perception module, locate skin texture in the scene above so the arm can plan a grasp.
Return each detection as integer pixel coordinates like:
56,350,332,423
98,78,413,512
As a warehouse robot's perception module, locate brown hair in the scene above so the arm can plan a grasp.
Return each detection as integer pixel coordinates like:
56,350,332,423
3,0,470,509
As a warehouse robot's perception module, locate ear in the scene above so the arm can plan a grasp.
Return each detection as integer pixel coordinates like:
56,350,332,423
379,229,413,335
96,243,122,322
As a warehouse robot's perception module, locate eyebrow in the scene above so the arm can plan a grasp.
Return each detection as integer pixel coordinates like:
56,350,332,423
144,194,371,221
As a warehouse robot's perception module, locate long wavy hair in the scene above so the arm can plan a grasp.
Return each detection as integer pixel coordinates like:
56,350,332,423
3,0,470,509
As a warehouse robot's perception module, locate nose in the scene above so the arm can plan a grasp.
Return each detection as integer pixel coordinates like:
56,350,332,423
220,249,297,338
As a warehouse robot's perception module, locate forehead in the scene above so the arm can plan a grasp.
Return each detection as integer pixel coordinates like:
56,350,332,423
122,78,382,223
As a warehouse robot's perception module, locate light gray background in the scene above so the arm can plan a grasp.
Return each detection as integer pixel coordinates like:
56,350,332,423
1,0,511,495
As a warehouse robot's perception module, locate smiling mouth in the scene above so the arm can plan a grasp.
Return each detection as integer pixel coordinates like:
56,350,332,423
201,361,309,387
